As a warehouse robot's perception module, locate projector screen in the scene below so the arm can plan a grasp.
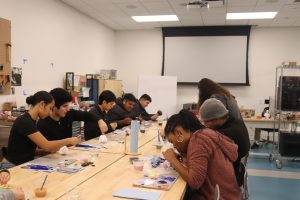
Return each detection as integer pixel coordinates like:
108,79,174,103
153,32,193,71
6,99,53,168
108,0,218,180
162,26,251,85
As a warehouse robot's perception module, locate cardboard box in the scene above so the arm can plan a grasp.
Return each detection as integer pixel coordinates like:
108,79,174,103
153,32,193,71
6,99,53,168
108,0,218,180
240,109,255,118
0,18,11,43
2,102,13,111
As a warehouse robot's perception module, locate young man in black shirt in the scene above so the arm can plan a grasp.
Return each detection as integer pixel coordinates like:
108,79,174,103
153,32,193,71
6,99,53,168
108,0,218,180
200,98,250,186
107,93,137,129
84,90,117,140
2,91,80,166
132,94,160,121
37,88,104,141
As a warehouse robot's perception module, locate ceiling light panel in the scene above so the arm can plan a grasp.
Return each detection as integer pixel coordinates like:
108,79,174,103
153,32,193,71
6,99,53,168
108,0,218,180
227,12,278,19
132,15,179,22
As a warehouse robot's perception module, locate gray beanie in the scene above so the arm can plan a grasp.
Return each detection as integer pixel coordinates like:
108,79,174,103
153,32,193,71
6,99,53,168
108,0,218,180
200,98,229,121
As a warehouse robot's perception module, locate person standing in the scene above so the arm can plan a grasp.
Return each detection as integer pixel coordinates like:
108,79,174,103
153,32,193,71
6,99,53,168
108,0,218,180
197,78,242,120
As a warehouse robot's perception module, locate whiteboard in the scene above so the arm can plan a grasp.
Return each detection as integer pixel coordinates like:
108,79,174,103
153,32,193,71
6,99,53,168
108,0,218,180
138,75,177,119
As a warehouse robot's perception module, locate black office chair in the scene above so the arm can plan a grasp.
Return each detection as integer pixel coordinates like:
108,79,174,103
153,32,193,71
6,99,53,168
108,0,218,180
260,128,278,146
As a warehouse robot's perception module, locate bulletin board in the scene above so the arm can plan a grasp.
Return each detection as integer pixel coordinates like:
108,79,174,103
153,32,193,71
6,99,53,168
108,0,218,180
0,17,11,95
138,75,177,118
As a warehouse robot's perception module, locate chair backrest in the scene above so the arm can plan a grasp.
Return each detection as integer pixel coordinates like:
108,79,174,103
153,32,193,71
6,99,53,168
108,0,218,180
214,184,220,200
240,162,249,200
241,153,249,167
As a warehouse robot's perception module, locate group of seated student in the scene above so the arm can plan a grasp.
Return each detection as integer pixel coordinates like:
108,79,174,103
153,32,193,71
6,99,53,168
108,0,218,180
0,88,160,168
0,169,25,200
0,90,81,167
84,92,160,140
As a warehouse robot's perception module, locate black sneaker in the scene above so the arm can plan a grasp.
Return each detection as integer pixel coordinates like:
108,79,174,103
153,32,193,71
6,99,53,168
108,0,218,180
251,142,259,149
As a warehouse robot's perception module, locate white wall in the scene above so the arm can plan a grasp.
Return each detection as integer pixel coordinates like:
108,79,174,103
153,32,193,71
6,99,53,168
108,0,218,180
115,29,163,95
115,27,300,115
0,0,115,107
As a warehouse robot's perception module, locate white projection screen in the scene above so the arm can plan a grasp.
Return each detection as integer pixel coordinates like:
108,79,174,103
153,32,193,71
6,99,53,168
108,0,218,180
162,26,251,85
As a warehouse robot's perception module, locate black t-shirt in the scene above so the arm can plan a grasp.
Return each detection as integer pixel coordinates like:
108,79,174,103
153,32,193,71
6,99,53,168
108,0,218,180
84,106,113,140
37,109,99,141
107,101,138,128
5,113,38,165
132,102,153,121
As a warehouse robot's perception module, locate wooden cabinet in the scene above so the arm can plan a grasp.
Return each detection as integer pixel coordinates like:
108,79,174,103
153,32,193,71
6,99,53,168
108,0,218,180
98,79,122,98
0,17,11,95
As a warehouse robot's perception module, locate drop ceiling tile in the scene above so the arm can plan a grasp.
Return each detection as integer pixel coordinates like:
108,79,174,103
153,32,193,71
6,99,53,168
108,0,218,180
203,17,226,25
201,8,227,15
83,0,120,12
256,0,294,7
111,0,139,3
226,19,249,25
115,2,149,15
62,0,98,13
174,8,203,14
293,19,300,26
227,6,255,12
271,17,297,26
248,19,273,26
160,21,182,26
253,5,282,12
141,1,172,10
179,19,204,26
227,0,258,7
148,10,175,15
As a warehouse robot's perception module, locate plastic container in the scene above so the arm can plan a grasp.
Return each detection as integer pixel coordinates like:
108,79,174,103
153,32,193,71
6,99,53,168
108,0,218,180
34,188,47,197
133,160,144,171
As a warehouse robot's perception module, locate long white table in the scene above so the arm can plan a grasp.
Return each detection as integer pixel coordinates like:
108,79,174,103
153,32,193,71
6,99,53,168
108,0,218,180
9,122,187,200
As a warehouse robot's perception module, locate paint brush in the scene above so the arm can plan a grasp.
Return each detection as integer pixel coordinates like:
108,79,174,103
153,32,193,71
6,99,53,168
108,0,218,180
157,130,161,143
40,175,48,190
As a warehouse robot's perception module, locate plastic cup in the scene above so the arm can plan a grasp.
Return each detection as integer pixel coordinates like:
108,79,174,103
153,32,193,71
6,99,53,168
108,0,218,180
140,125,146,133
133,160,144,171
67,187,82,200
34,188,47,197
158,120,163,126
89,151,100,163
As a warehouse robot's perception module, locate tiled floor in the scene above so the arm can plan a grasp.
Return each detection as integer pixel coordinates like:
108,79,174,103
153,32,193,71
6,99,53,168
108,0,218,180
248,144,300,200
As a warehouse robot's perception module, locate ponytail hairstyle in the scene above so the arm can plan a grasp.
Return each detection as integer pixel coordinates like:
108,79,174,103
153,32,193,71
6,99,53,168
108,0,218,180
164,109,204,137
26,91,54,106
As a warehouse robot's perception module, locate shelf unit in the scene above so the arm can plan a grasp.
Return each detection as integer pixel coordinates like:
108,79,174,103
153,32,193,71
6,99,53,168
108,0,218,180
271,64,300,169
